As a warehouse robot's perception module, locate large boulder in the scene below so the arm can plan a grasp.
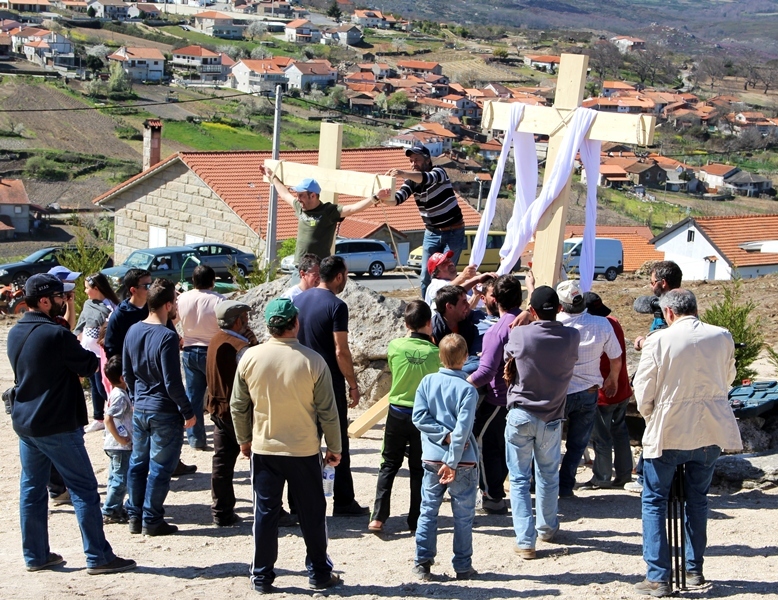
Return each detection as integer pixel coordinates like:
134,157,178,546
239,276,407,406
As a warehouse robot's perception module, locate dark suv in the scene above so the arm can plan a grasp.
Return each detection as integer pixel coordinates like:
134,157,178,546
0,245,114,285
101,246,229,287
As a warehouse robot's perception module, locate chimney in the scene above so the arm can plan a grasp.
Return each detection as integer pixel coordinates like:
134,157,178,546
143,119,163,171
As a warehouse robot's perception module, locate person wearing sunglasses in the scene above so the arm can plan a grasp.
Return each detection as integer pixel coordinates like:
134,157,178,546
75,274,121,434
104,268,197,478
8,273,136,575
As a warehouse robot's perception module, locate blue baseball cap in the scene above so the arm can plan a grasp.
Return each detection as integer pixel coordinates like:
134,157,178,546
49,265,81,282
291,178,321,194
25,273,75,297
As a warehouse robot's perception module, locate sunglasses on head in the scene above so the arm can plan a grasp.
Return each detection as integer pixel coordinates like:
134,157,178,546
86,275,95,286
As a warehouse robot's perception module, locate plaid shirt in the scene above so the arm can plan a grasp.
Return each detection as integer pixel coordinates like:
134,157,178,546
558,310,621,394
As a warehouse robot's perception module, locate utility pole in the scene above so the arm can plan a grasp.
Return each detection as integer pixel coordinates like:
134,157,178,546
264,85,282,278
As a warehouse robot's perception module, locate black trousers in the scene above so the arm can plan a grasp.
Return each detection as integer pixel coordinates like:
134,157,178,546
210,412,241,522
333,394,356,508
473,402,508,501
371,408,423,530
250,453,332,588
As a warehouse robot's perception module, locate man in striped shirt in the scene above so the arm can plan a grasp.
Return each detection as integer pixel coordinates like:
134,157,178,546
386,145,466,298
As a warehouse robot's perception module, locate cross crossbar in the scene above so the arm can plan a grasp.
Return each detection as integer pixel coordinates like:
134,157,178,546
264,159,395,199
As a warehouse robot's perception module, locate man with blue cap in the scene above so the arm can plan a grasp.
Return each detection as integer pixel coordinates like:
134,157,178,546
262,166,392,266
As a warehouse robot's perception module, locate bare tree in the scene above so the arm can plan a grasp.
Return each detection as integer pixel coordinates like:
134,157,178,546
759,60,778,94
631,44,675,86
738,50,762,91
588,42,623,80
246,21,267,41
698,56,727,90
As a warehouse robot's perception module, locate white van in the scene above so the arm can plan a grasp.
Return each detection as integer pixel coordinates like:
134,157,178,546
562,237,624,281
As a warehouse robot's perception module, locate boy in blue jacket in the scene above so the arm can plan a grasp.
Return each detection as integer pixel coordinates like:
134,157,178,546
412,334,479,581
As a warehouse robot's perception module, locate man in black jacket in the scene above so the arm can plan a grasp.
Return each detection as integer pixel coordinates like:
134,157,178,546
9,274,136,575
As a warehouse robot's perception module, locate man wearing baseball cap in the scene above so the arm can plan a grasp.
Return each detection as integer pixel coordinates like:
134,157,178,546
386,144,465,298
262,166,393,267
8,274,136,575
206,300,257,527
556,280,622,498
503,285,580,558
231,298,343,592
424,251,495,313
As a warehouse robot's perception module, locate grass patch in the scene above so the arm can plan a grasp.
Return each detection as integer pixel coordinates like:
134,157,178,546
599,187,699,234
159,27,301,57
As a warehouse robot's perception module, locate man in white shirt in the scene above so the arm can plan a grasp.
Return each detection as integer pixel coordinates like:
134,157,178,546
281,254,321,302
556,280,621,498
177,264,225,450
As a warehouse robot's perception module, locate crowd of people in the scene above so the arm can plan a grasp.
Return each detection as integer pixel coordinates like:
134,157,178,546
8,137,744,599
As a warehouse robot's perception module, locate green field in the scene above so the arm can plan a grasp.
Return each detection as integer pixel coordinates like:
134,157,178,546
162,116,383,152
160,27,301,57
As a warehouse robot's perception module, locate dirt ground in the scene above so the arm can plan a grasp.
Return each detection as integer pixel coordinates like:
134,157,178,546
1,275,777,599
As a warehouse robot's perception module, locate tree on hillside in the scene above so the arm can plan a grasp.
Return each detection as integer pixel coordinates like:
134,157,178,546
246,20,267,41
327,85,347,108
85,54,104,74
759,60,778,94
108,61,132,93
217,45,244,60
326,0,342,21
387,90,409,113
87,5,96,17
374,91,388,112
738,51,762,91
631,44,675,86
87,44,110,61
697,56,727,90
589,42,623,80
492,47,508,61
237,98,257,125
250,46,272,59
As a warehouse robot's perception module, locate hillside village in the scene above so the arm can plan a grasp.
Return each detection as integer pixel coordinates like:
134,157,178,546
1,0,778,280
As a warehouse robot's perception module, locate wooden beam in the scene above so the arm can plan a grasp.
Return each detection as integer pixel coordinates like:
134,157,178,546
318,122,342,207
482,101,656,147
347,394,389,438
264,159,395,199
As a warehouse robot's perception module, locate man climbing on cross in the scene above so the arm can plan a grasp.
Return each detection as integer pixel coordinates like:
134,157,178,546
262,166,393,267
385,145,465,299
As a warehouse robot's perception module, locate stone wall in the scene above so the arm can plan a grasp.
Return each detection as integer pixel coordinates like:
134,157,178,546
240,276,408,407
108,161,263,263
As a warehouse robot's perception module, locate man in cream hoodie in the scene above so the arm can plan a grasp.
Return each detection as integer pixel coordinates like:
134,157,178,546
632,289,742,597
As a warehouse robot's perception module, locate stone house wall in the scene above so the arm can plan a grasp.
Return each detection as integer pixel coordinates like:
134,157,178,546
107,161,263,263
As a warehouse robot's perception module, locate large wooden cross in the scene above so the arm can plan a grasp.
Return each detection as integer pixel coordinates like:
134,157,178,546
264,122,395,215
482,53,656,287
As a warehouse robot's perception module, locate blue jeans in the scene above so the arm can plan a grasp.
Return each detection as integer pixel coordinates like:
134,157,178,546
182,347,208,448
88,372,107,421
559,388,598,495
505,408,562,549
415,462,477,574
127,410,184,527
18,429,115,568
420,227,466,298
591,399,633,484
642,446,721,583
102,449,131,517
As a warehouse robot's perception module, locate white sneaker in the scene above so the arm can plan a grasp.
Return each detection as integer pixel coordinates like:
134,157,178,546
624,481,643,494
85,420,105,433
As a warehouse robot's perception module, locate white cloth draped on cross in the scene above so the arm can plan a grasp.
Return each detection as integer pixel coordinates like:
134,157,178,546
469,105,602,292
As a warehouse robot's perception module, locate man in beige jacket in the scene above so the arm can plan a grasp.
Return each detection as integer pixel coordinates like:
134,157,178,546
230,298,342,593
632,289,742,597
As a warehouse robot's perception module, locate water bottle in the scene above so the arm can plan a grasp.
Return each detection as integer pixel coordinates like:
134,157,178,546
322,464,335,497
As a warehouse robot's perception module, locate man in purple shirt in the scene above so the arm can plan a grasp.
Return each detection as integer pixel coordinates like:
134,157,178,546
467,275,523,515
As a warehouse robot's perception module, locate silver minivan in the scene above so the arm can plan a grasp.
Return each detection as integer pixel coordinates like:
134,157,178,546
562,237,624,281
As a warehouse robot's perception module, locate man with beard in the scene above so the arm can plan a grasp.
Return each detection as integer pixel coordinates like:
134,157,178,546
123,279,196,536
9,274,136,574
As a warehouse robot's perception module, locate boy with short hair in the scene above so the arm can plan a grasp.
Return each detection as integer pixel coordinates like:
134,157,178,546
412,334,479,581
101,355,133,525
368,300,441,534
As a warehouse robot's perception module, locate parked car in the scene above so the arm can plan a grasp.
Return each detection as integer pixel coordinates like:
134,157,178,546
278,238,397,277
186,243,256,278
407,230,516,273
562,237,624,281
101,246,227,288
0,245,113,286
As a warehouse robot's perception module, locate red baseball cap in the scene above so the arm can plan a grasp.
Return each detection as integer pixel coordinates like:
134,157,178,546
427,251,454,276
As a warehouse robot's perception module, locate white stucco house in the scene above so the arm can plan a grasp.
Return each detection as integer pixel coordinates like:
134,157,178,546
107,47,166,81
650,215,778,280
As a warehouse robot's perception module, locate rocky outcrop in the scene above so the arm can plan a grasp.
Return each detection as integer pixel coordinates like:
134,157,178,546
240,276,407,406
714,452,778,490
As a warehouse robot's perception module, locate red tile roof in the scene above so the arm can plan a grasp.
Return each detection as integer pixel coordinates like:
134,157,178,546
94,148,482,239
174,45,219,58
0,178,31,205
701,163,738,177
396,60,440,71
286,18,311,28
693,215,778,267
193,10,231,19
564,225,663,271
